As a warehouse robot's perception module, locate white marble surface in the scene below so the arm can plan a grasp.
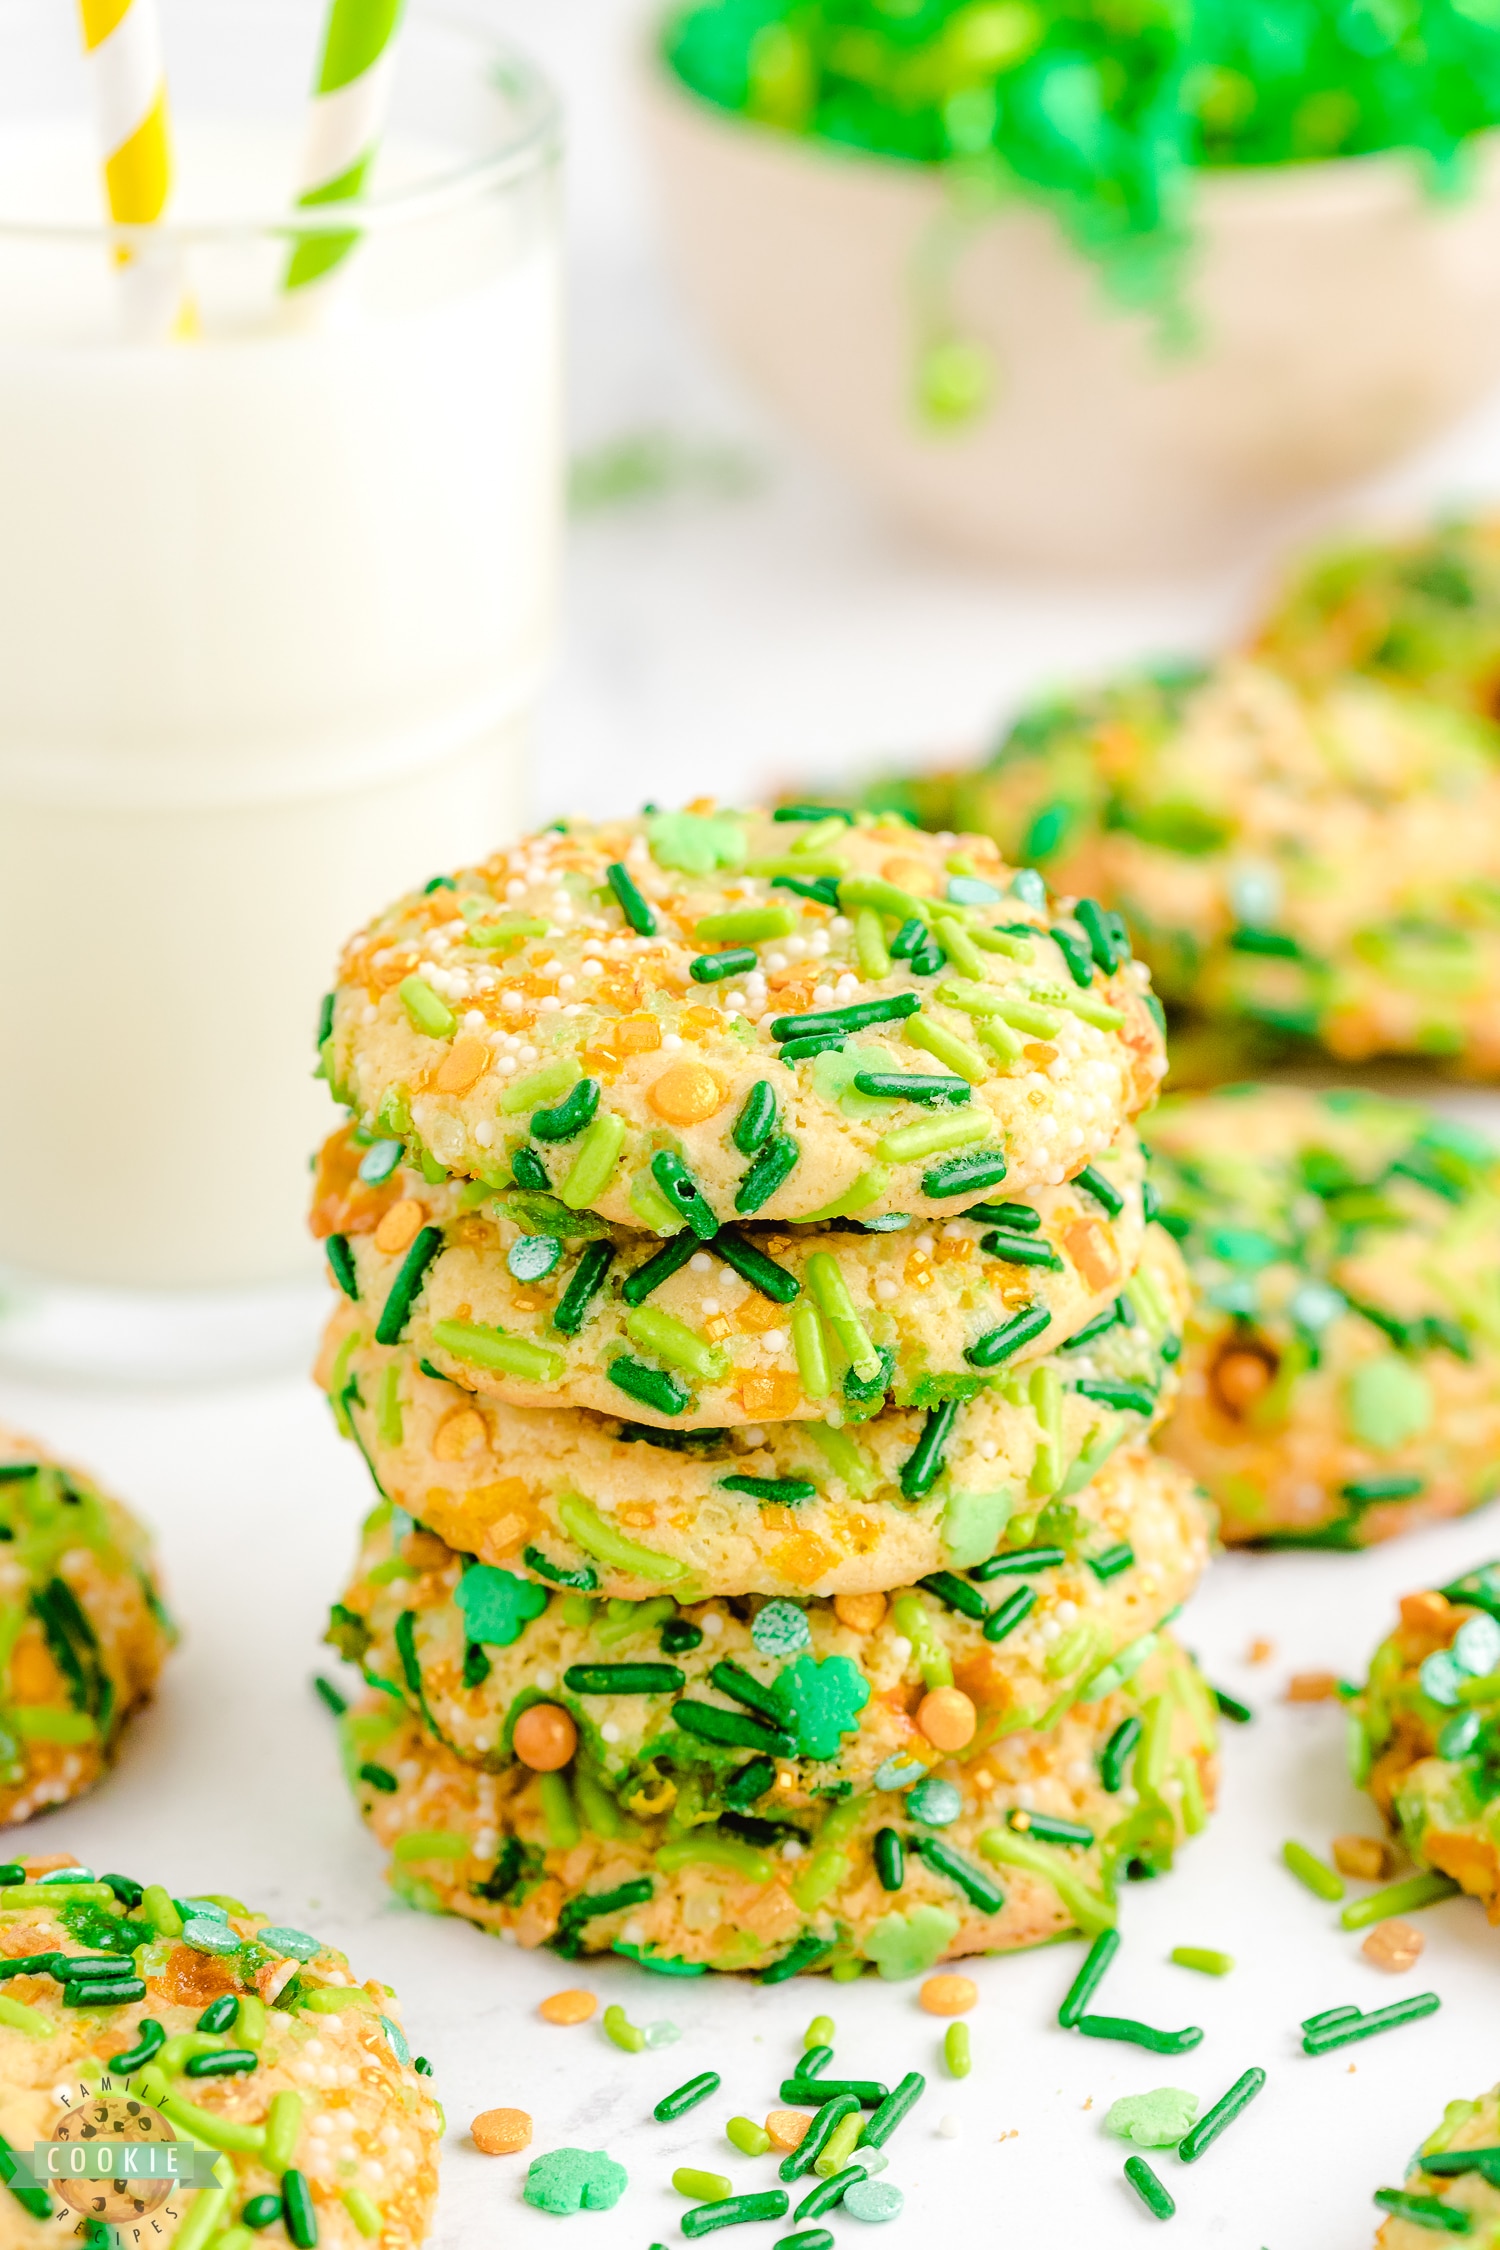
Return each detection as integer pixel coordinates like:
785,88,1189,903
10,5,1500,2245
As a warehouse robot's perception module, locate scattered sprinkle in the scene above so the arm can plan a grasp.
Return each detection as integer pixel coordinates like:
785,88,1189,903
1286,1671,1341,1703
539,1990,597,2026
842,2179,904,2223
1340,1872,1459,1930
935,2115,961,2140
1123,2154,1176,2220
522,2148,628,2214
727,2117,772,2157
471,2108,533,2155
919,1974,977,2016
1103,2090,1198,2149
1177,2069,1266,2163
1361,1920,1425,1973
942,2023,971,2079
765,2111,813,2152
1331,1835,1393,1883
1301,1993,1440,2055
674,2168,733,2201
1169,1948,1233,1977
656,2072,722,2122
602,2004,646,2053
1282,1840,1345,1902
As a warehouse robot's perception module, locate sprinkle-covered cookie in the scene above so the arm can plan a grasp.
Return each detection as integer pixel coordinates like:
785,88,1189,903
1373,2081,1500,2244
941,662,1500,1072
316,1228,1194,1600
1354,1567,1500,1920
0,1858,440,2247
328,1454,1207,1774
322,807,1167,1227
0,1425,173,1824
311,1122,1148,1428
343,1635,1216,1976
1256,515,1500,718
1144,1087,1500,1547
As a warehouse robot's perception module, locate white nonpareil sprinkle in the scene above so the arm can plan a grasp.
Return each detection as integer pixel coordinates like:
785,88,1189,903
600,1721,621,1744
690,1252,713,1273
937,2116,961,2139
663,1032,683,1049
700,1612,723,1637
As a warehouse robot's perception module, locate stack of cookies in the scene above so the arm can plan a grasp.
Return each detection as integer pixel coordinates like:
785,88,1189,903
310,805,1217,1978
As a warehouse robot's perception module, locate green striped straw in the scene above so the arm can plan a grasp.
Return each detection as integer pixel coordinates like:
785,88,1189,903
285,0,406,291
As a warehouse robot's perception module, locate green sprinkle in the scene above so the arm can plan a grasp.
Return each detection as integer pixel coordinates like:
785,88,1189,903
982,1584,1036,1644
1009,1809,1093,1847
1074,1379,1154,1414
1342,1472,1426,1502
622,1231,700,1305
1177,2067,1265,2163
716,1230,800,1302
1339,1872,1460,1929
973,1544,1065,1580
1059,1928,1120,2027
265,2091,304,2171
0,1995,50,2036
923,1150,1008,1199
861,2071,925,2148
803,2014,835,2051
0,2128,53,2218
913,1835,1005,1913
554,1240,615,1335
1100,1715,1142,1792
919,1570,988,1622
693,947,759,983
979,1228,1063,1269
1087,1543,1135,1581
814,2112,863,2178
1076,898,1125,973
532,1078,601,1142
524,1544,599,1591
342,2189,383,2239
806,1251,882,1382
109,2019,166,2071
736,1132,801,1214
1372,2189,1471,2234
1170,1947,1234,1977
555,1492,685,1584
900,1399,960,1499
720,1474,817,1503
1104,2089,1198,2149
1072,1164,1125,1216
727,2117,772,2157
1050,926,1094,987
652,1150,720,1240
607,1356,691,1417
142,1883,183,1938
326,1235,358,1301
196,1994,240,2034
281,2169,318,2249
780,2093,861,2182
696,905,796,944
63,1976,146,2007
603,2002,647,2053
875,1112,988,1165
1423,2151,1500,2184
733,1081,778,1154
625,1304,728,1380
559,1114,627,1209
563,1662,685,1695
1212,1686,1253,1723
510,1145,551,1190
501,1060,578,1117
676,2167,733,2201
398,976,455,1039
374,1225,443,1344
966,1304,1051,1367
186,2048,260,2078
1123,2154,1176,2221
683,2191,791,2237
606,859,656,935
1282,1839,1345,1902
159,2094,267,2155
774,804,854,823
903,1014,988,1082
778,2078,887,2108
780,1033,847,1062
762,1933,837,1982
674,1700,795,1756
1076,2015,1203,2055
854,1071,970,1107
874,1827,905,1892
771,994,920,1043
943,2022,971,2078
429,1319,565,1384
799,2046,833,2079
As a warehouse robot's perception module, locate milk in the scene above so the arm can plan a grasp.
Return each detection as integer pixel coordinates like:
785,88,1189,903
0,118,561,1298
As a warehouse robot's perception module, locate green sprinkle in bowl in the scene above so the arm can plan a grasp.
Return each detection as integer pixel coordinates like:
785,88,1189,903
638,58,1500,570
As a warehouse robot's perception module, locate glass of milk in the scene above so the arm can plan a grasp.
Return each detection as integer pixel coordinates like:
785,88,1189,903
0,0,561,1378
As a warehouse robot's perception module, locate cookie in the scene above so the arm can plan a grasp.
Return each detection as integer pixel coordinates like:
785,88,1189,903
0,1856,440,2247
1354,1567,1500,1920
1144,1087,1500,1547
328,1454,1207,1773
317,1231,1195,1601
312,1119,1150,1427
343,1635,1216,1976
1256,515,1500,719
943,661,1500,1073
0,1425,173,1824
322,806,1167,1227
1374,2083,1500,2245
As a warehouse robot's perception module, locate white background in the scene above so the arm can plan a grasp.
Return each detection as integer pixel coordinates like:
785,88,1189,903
10,0,1500,2243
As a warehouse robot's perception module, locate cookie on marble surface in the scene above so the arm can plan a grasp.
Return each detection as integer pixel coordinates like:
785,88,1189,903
322,806,1167,1228
342,1635,1216,1977
942,662,1500,1073
1354,1565,1500,1919
316,1233,1196,1602
327,1454,1206,1774
0,1857,440,2247
1145,1087,1500,1548
310,1119,1149,1428
0,1423,173,1824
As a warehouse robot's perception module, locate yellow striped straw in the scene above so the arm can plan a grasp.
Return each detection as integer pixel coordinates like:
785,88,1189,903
74,0,186,334
75,0,173,225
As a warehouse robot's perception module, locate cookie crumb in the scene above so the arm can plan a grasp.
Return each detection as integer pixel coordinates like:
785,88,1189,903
1287,1670,1340,1702
1332,1834,1392,1882
1362,1919,1424,1973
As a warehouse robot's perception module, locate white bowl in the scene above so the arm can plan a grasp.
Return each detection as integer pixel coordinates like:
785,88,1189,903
639,63,1500,570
